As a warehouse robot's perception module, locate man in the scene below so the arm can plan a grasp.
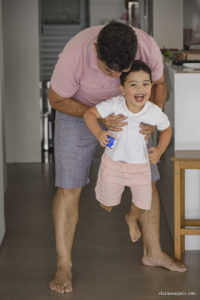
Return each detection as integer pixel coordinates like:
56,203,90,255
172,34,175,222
48,22,187,294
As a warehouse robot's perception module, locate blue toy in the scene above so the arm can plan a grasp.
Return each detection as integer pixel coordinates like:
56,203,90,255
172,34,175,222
107,136,116,148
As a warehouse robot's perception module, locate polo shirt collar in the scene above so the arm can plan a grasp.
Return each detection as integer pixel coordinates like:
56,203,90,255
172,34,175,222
88,39,99,71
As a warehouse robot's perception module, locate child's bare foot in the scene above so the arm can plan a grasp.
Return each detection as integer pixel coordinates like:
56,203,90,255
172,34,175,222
125,214,141,242
100,203,112,212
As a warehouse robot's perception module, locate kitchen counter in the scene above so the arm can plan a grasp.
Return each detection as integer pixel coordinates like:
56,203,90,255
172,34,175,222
166,62,200,74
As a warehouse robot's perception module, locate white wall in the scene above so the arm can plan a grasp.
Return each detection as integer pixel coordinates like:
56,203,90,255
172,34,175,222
90,0,125,26
153,0,183,49
0,0,5,245
3,0,41,163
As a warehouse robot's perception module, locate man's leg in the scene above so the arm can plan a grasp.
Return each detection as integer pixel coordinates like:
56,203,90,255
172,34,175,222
139,182,187,272
49,186,82,293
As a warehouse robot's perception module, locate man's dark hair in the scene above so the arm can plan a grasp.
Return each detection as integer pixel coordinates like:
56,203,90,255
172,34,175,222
96,21,137,72
120,60,152,85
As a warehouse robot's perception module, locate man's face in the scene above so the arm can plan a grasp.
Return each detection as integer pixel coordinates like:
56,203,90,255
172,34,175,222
94,43,130,78
97,59,130,78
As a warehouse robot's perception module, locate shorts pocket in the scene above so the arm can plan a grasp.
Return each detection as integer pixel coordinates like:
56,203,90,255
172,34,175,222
134,163,151,185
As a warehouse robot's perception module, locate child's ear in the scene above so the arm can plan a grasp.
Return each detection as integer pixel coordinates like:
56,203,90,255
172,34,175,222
94,43,97,52
120,85,125,95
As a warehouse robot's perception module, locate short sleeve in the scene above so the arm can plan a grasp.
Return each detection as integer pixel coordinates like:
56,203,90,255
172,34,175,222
134,28,164,82
157,111,170,131
96,97,118,118
148,36,164,82
50,39,81,98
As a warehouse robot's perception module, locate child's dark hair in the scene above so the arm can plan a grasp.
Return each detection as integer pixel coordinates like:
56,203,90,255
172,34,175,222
96,21,137,72
120,60,152,85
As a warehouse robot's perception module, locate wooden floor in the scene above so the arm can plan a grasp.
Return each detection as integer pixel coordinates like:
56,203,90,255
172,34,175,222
0,152,200,299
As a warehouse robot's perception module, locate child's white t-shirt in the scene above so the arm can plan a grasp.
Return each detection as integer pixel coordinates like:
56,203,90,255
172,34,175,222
96,95,170,164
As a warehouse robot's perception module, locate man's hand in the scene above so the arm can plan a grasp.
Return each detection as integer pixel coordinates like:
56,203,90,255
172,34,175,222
148,147,161,165
139,122,157,140
100,113,128,131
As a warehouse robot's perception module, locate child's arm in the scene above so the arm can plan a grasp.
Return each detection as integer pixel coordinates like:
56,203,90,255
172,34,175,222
84,107,114,147
148,125,172,165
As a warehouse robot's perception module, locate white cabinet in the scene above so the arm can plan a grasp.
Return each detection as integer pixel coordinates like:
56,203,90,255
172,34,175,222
165,64,200,250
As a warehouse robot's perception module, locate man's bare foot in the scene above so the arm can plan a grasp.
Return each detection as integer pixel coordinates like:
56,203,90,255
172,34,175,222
142,251,187,272
49,268,72,293
125,214,141,242
100,203,112,212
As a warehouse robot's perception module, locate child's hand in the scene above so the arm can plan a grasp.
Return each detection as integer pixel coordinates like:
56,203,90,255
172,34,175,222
148,147,161,165
97,130,114,147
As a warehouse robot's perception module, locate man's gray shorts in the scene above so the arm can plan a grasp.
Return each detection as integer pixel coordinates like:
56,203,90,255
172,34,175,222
54,112,160,188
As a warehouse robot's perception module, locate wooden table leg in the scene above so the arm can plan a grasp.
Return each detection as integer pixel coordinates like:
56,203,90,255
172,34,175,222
180,168,185,254
174,160,182,259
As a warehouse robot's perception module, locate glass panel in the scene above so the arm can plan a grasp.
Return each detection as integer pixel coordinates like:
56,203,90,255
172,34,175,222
41,0,80,25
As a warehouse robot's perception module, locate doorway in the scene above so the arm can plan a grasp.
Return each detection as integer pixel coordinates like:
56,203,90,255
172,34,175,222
39,0,90,162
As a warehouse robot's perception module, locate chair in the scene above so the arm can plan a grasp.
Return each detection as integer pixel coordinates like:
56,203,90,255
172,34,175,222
171,150,200,259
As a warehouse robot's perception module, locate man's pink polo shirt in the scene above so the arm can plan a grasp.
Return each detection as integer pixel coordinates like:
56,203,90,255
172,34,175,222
51,25,163,107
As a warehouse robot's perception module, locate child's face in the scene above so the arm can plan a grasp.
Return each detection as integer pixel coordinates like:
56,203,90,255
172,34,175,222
120,70,152,113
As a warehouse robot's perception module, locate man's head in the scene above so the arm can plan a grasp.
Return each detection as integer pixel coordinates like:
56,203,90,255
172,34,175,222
96,21,137,77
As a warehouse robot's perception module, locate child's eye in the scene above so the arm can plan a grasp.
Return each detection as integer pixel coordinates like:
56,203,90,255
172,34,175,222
143,83,150,87
131,83,137,87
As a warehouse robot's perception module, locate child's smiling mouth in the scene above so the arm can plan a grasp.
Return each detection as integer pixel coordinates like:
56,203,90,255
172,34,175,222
135,94,145,103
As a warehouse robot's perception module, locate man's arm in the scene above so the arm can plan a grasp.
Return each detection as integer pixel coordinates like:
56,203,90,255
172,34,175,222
49,84,128,130
140,73,167,138
48,85,89,117
150,73,167,109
